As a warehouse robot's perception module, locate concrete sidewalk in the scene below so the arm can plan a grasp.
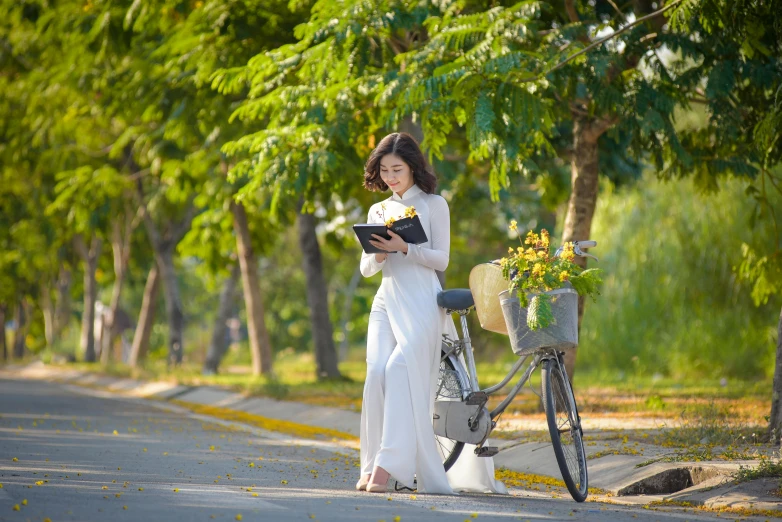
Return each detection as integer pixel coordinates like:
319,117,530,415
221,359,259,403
2,361,779,514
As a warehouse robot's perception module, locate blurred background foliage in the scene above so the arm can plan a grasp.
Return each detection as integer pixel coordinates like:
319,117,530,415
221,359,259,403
1,0,780,395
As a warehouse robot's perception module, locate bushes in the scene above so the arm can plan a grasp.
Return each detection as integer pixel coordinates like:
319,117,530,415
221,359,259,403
578,174,779,380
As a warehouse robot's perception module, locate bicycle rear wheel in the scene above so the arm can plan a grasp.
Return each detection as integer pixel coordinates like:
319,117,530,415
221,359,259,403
435,351,465,471
541,356,588,502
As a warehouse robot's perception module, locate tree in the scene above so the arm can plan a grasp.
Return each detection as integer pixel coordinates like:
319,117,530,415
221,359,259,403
144,0,314,374
128,262,160,369
202,262,241,375
214,0,438,379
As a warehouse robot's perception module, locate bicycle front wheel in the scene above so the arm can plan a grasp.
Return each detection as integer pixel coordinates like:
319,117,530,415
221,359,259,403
541,357,588,502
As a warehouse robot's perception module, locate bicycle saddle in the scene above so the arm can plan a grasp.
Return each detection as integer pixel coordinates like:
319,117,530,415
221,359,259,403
436,289,474,310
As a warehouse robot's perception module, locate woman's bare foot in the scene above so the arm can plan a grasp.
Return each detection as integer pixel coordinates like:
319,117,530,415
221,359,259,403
355,474,371,491
366,466,390,493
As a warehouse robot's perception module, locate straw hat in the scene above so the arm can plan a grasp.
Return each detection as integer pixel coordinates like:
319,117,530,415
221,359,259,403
468,262,510,336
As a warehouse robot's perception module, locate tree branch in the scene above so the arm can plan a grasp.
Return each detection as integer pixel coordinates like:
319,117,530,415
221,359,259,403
171,197,199,245
135,178,162,251
541,0,684,80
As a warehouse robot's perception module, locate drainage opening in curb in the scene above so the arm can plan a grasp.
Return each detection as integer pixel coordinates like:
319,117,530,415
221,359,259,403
618,467,722,496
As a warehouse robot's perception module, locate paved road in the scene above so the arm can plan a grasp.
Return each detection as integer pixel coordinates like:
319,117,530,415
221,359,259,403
0,378,763,521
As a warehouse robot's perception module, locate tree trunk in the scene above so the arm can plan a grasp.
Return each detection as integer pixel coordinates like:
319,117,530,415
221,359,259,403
53,264,72,341
203,262,240,375
128,263,160,368
1,304,7,361
101,217,132,365
137,181,196,368
561,116,605,380
338,267,362,363
768,305,782,443
41,281,55,347
297,202,341,380
74,235,102,362
231,201,273,376
12,298,29,359
156,249,185,367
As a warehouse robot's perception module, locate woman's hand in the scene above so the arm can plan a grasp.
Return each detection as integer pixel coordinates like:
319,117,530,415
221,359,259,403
369,229,409,255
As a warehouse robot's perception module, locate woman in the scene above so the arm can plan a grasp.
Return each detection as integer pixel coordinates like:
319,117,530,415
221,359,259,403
357,132,507,495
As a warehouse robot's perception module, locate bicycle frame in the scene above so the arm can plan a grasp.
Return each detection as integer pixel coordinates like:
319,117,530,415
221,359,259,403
441,310,561,423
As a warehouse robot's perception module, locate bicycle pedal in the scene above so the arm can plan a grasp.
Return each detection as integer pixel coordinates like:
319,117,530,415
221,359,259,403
465,391,488,405
474,446,498,457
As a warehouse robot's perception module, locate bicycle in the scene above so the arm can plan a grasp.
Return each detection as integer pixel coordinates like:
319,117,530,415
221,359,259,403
430,240,598,502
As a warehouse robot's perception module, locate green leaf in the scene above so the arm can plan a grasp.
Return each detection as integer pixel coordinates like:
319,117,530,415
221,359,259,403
527,293,554,330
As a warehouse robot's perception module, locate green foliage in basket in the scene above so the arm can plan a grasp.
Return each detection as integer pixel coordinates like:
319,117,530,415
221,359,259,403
499,225,603,330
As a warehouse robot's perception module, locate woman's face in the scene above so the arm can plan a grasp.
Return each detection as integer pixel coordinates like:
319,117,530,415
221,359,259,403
379,153,414,195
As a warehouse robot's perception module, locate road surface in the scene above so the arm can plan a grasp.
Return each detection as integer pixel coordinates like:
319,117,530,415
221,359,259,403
0,377,762,521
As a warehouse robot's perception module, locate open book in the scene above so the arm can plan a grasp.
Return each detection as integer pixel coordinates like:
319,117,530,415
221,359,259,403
353,215,428,254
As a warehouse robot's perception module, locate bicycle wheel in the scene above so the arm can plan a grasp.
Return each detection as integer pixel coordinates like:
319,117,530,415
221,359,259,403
435,351,465,471
541,357,588,502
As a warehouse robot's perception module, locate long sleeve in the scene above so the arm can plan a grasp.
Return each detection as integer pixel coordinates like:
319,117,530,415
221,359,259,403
404,195,450,272
360,206,387,278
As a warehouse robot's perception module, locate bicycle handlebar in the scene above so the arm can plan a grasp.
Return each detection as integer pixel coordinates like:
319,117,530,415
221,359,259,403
554,240,599,262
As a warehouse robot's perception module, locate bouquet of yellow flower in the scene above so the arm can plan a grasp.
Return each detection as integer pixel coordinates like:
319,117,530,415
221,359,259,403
499,222,602,330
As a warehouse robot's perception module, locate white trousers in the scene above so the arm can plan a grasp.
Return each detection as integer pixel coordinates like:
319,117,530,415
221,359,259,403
360,292,417,487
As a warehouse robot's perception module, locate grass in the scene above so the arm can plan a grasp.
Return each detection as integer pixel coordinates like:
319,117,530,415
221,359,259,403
734,457,782,485
636,447,763,468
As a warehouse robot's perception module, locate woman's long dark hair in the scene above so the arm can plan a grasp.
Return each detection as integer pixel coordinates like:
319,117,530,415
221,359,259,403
363,132,437,194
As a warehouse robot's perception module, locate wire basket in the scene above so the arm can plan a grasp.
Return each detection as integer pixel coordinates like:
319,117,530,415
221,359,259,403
499,286,579,356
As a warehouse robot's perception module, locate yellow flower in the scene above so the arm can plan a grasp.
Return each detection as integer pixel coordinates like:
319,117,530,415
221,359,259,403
525,230,537,246
537,250,547,259
559,271,569,282
509,220,518,231
541,229,550,248
404,206,417,218
561,242,575,262
385,217,396,227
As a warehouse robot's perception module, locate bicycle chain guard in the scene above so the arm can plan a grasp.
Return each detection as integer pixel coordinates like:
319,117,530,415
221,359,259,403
432,401,492,446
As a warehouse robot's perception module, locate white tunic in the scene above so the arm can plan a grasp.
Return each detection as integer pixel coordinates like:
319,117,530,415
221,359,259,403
359,183,508,495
